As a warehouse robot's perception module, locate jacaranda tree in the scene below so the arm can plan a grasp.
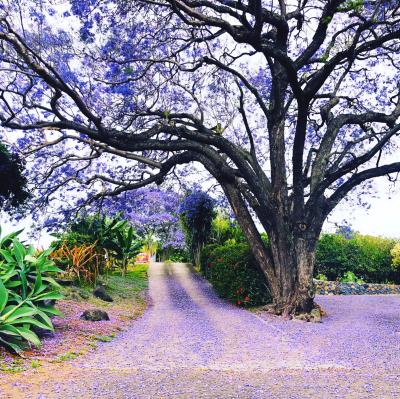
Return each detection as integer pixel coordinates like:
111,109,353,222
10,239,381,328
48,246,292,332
101,188,185,252
0,1,399,316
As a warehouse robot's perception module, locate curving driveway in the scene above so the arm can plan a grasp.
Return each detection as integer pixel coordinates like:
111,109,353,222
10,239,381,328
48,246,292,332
2,262,400,398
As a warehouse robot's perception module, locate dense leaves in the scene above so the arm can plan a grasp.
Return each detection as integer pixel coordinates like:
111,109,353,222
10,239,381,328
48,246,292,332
52,214,143,283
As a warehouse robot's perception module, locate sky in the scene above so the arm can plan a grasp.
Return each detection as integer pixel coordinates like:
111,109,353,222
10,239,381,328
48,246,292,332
325,177,400,238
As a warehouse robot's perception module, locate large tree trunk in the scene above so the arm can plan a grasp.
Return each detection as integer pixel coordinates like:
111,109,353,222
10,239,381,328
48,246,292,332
223,181,319,317
268,230,317,316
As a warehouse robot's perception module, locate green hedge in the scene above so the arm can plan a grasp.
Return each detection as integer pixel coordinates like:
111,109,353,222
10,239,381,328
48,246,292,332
315,234,398,284
200,243,271,306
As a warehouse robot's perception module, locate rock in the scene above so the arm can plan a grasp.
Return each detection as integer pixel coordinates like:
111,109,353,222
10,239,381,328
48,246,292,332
93,285,113,302
68,292,81,301
294,313,309,322
43,299,56,307
310,308,322,323
78,290,90,299
80,309,110,321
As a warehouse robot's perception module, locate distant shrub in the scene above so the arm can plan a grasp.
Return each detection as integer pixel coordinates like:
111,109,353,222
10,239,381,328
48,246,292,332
166,249,189,263
201,243,271,306
51,242,106,286
315,273,328,281
210,212,246,246
390,243,400,270
340,271,364,284
52,213,142,279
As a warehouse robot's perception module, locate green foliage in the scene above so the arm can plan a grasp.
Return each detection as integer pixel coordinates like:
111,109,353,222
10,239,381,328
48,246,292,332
315,273,328,281
315,233,398,283
162,248,189,262
201,243,271,307
0,227,63,353
340,271,364,284
112,223,143,276
390,243,400,270
210,212,246,246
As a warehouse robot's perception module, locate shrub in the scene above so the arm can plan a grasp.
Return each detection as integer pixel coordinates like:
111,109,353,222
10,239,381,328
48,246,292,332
201,243,271,306
340,271,364,284
0,228,63,353
210,212,246,246
164,248,189,262
315,273,328,281
51,242,105,286
390,243,400,271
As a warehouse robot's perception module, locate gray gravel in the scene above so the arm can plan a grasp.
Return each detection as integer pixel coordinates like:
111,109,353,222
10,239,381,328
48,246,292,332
3,262,400,398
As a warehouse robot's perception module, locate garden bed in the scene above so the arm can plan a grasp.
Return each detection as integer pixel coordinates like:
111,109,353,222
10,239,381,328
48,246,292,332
0,264,148,374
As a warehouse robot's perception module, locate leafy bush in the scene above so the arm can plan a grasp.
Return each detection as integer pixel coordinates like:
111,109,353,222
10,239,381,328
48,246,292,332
315,273,328,281
51,242,105,286
0,228,63,353
315,233,398,283
390,243,400,271
201,243,271,306
162,248,189,262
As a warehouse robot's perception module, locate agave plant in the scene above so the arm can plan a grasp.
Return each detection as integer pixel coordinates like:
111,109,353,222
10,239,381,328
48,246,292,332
0,228,63,353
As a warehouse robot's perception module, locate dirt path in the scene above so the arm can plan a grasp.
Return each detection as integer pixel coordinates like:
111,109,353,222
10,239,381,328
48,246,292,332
1,262,400,398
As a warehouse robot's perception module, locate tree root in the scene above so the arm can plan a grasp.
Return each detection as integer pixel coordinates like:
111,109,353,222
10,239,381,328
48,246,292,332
262,302,326,322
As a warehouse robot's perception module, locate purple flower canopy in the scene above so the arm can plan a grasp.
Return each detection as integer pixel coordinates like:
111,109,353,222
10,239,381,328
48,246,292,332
103,188,186,249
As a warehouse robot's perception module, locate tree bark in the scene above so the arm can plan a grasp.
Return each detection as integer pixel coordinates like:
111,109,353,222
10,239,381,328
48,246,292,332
268,231,317,316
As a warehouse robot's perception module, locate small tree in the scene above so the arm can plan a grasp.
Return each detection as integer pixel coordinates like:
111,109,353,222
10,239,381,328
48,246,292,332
180,191,215,267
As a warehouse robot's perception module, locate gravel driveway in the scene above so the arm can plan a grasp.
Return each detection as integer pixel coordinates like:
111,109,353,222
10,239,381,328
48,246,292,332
2,262,400,398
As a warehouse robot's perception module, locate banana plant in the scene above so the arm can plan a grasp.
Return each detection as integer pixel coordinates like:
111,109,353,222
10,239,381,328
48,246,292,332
112,225,143,276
